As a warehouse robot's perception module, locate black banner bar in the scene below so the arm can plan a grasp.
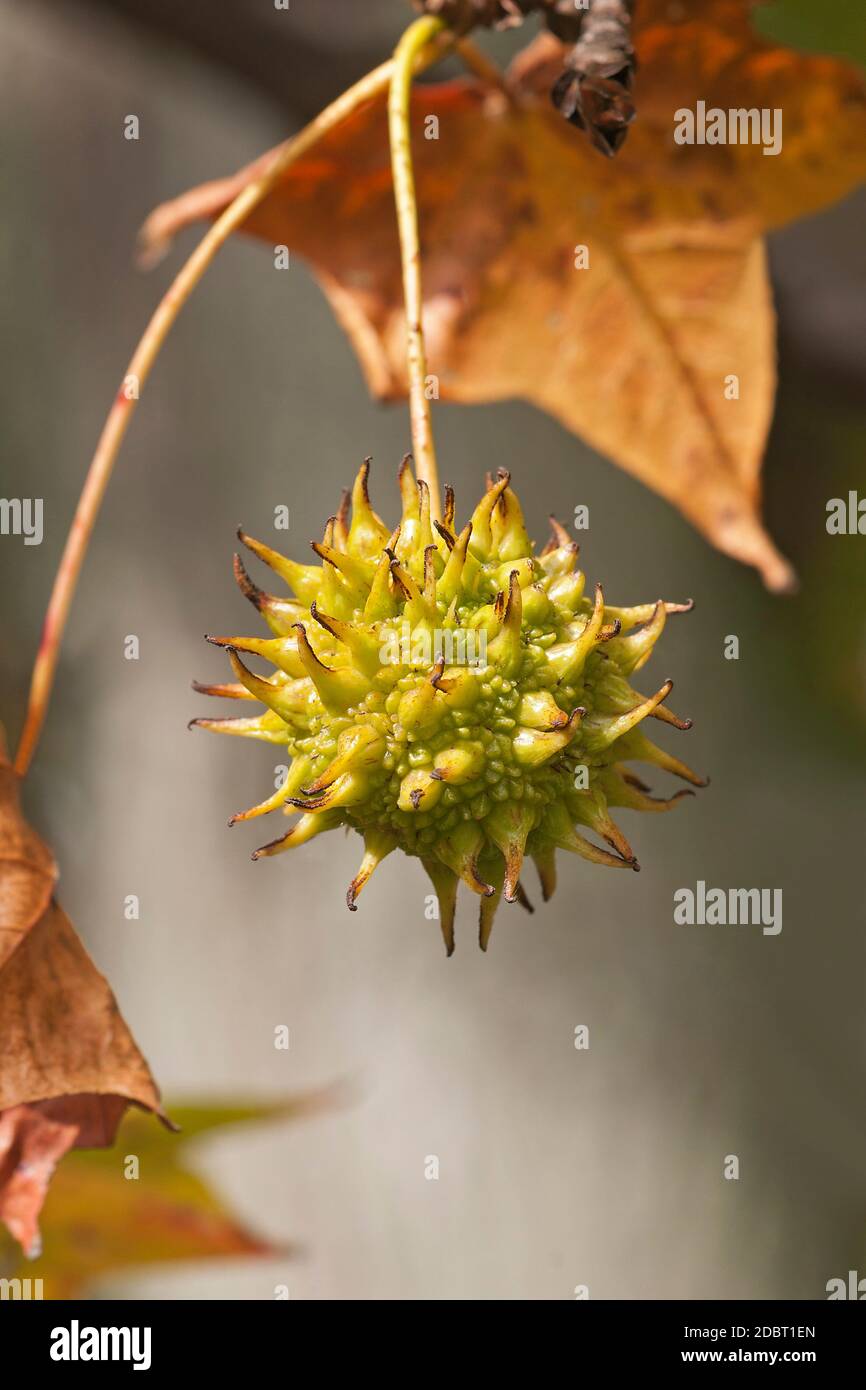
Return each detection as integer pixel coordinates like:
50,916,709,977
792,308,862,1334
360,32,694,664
1,1297,861,1373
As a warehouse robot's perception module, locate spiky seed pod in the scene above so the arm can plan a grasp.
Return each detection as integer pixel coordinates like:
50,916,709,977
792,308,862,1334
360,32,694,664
193,457,705,954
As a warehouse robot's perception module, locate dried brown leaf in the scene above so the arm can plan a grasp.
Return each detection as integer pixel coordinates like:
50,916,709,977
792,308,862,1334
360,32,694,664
0,743,162,1255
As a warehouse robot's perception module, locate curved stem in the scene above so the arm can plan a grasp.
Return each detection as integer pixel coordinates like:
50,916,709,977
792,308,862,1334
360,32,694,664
14,35,455,778
388,14,446,521
456,37,510,92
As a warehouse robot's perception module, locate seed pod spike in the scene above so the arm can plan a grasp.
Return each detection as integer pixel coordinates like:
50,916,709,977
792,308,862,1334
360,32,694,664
346,828,398,911
438,522,474,604
488,570,523,676
229,757,314,826
348,458,390,557
416,480,437,555
543,516,574,553
485,801,538,904
491,481,532,561
225,648,314,724
364,550,400,621
607,600,667,675
398,769,443,814
432,741,485,784
292,623,370,713
420,856,459,956
546,582,606,682
392,558,437,627
192,679,255,701
252,809,344,859
542,801,638,869
422,545,438,606
479,859,505,952
602,769,696,815
468,471,510,559
232,553,304,636
605,598,693,632
188,713,288,744
539,539,579,577
531,841,558,902
334,487,351,550
238,528,321,604
512,708,585,768
435,822,494,898
584,680,675,750
515,881,534,914
517,690,570,730
651,703,693,731
302,726,384,795
443,484,456,535
206,632,304,678
288,771,368,813
310,602,381,678
569,786,636,863
310,541,373,602
615,729,709,788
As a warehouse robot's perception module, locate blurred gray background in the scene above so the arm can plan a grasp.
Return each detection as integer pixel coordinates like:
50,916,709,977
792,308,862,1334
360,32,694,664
1,0,864,1299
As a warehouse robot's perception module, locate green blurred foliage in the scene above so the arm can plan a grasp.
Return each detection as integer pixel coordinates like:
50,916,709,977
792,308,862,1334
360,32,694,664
0,1099,329,1299
756,0,866,65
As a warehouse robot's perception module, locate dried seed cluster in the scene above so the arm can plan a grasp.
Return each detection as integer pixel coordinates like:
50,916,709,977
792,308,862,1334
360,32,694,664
193,459,704,953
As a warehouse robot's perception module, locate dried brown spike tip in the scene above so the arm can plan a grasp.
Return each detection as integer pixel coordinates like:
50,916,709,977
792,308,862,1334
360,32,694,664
388,556,419,604
334,487,351,548
423,544,437,604
191,679,253,701
231,552,305,637
443,484,456,532
233,552,265,609
651,704,693,732
397,452,417,519
434,520,455,552
546,515,574,551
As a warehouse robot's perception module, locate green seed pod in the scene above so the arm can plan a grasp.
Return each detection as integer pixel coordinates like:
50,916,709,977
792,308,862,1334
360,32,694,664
193,458,705,954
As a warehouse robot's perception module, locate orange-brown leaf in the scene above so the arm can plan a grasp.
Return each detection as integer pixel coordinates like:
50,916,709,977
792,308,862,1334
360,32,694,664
140,1,866,587
0,742,162,1256
0,754,56,967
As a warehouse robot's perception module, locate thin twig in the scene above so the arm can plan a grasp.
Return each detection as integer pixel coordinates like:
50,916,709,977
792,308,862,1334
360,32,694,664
456,37,510,92
388,14,447,522
14,35,454,778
